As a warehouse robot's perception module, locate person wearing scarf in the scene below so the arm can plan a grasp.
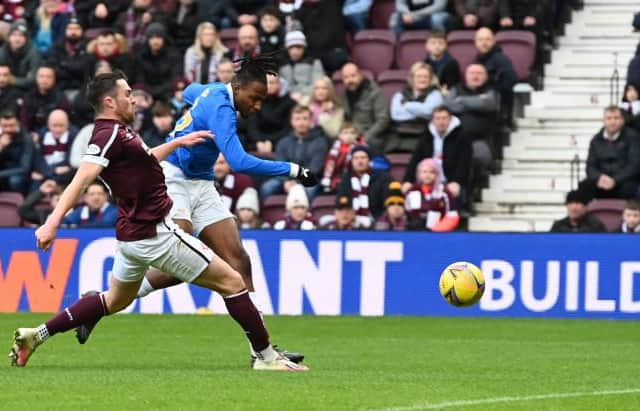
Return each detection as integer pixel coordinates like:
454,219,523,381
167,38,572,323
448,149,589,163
321,122,365,193
374,181,418,231
61,181,117,228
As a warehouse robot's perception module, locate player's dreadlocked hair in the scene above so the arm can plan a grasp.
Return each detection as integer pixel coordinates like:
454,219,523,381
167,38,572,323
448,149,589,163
233,51,280,87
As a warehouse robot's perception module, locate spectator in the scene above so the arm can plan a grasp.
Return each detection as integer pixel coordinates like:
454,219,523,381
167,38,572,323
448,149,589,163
200,0,235,30
260,105,329,200
405,158,460,231
451,0,498,30
295,0,348,73
550,190,606,233
184,22,229,84
17,178,60,225
445,63,499,184
300,76,345,139
170,77,190,116
279,30,324,103
616,199,640,233
425,31,461,91
619,82,640,133
474,27,517,123
168,0,202,53
498,0,541,31
215,58,235,83
213,153,255,211
343,0,373,34
0,1,27,23
227,23,260,61
321,122,366,193
390,62,444,152
321,194,367,230
132,88,154,134
0,64,23,113
71,60,113,127
20,65,70,134
116,0,161,54
374,181,417,231
273,183,316,230
61,181,117,228
246,73,295,152
0,20,41,91
403,106,470,199
87,30,134,79
579,106,640,200
235,187,270,229
134,22,181,101
74,1,129,29
391,0,449,35
258,6,285,55
341,62,389,154
33,109,76,186
336,145,392,227
48,16,90,93
142,101,174,148
32,0,70,58
0,110,33,193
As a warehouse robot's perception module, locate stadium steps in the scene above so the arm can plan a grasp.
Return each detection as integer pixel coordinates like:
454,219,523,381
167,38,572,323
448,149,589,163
469,1,637,232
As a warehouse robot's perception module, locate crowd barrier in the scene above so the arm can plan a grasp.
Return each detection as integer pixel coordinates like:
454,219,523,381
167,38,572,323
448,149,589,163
1,229,639,319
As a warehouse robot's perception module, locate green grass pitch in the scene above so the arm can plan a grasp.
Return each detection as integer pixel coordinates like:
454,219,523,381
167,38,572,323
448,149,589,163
1,313,639,411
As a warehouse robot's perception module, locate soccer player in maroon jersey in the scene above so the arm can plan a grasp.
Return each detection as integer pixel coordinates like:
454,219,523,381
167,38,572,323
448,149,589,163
8,71,308,371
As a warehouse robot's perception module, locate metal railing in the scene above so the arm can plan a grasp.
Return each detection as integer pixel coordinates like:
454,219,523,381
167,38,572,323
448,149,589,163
609,51,620,105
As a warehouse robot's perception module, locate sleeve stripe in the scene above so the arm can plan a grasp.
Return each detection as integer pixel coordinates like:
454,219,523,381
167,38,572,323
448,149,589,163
82,155,109,167
100,124,119,159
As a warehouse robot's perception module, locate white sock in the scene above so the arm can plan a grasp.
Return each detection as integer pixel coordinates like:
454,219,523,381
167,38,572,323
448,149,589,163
35,324,50,342
257,345,279,362
137,277,155,298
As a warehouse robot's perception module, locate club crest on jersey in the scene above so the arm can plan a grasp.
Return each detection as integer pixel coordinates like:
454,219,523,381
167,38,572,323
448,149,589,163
86,144,101,155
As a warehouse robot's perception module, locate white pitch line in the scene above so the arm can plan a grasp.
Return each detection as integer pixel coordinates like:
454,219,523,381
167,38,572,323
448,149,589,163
368,388,640,411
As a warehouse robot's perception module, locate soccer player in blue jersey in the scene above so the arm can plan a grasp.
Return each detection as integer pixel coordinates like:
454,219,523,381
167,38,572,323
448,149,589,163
75,54,315,365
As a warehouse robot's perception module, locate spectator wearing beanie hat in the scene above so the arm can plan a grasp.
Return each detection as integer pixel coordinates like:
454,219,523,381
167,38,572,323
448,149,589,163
321,194,367,230
48,16,91,93
133,22,181,101
279,30,324,103
116,0,160,54
0,20,41,91
235,187,271,229
375,182,418,231
550,190,606,233
274,184,315,230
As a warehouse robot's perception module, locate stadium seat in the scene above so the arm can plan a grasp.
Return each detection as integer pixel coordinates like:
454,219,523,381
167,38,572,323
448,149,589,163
351,30,396,77
386,153,412,181
261,194,287,225
332,69,374,96
311,194,335,222
587,199,625,232
370,0,395,29
377,69,409,104
396,31,429,69
220,28,238,51
0,192,23,227
495,30,536,82
446,31,477,78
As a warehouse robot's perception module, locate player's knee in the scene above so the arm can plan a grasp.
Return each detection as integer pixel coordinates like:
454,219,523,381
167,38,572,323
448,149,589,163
219,270,247,296
103,291,134,314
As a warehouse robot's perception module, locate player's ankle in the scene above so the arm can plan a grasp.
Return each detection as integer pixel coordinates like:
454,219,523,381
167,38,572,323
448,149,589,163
256,345,279,362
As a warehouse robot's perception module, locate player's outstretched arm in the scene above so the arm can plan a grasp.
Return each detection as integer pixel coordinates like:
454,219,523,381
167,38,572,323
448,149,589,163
151,130,213,162
35,162,104,251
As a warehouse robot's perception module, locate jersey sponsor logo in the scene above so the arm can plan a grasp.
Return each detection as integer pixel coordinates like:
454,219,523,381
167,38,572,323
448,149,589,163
86,144,101,156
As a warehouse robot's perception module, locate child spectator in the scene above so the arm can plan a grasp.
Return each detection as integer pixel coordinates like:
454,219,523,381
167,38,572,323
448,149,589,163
619,82,640,133
299,76,345,139
550,190,606,233
320,194,366,230
321,122,366,193
273,184,315,230
61,181,117,228
405,158,460,232
616,199,640,233
258,6,285,55
143,101,174,148
374,181,416,231
425,31,461,91
184,22,228,84
235,187,270,229
279,30,324,102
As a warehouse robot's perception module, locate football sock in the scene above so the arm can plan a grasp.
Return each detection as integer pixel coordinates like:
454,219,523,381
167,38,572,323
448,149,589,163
137,277,155,298
42,293,108,338
224,289,271,354
248,292,266,357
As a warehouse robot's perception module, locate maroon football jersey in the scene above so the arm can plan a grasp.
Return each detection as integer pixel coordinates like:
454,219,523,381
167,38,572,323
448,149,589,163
83,119,172,241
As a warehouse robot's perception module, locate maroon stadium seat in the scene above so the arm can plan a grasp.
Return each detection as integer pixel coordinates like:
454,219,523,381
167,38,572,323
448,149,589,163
351,30,396,77
377,69,409,104
220,28,238,51
332,69,374,96
587,199,626,232
370,0,395,29
495,30,536,82
261,194,287,225
446,31,477,78
386,153,412,181
396,31,429,69
0,192,23,227
311,194,335,222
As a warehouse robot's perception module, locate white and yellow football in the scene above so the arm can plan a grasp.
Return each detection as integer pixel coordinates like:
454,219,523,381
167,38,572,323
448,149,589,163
439,262,485,307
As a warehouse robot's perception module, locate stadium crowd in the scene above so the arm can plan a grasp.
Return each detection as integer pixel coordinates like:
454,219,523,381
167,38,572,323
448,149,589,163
0,0,610,232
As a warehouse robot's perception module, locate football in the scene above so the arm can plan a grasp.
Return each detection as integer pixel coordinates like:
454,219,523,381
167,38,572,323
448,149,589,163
439,262,485,307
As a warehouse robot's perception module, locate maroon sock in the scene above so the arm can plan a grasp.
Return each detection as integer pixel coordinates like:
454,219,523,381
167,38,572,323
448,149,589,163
224,290,270,352
45,293,108,336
